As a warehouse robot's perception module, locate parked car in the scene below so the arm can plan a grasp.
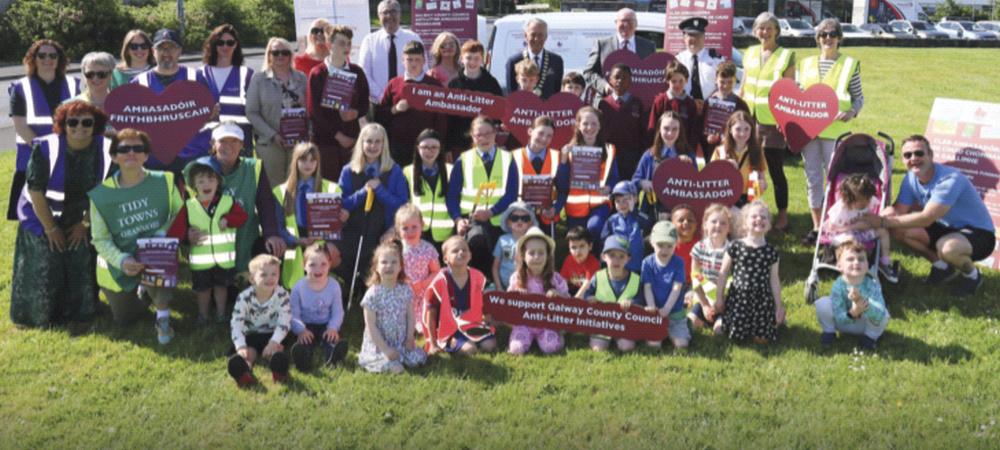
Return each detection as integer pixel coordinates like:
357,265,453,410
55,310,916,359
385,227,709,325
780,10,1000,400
933,21,965,39
938,20,997,40
888,20,950,39
860,23,915,39
975,21,1000,39
778,18,816,37
733,16,755,36
840,23,874,39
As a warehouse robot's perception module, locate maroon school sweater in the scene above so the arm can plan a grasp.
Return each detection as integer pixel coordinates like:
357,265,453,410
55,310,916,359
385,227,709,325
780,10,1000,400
647,92,700,155
375,76,448,154
599,93,646,180
306,62,370,145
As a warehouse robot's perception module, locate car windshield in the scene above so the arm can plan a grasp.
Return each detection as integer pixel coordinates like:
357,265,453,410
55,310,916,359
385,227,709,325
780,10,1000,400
958,22,976,31
912,22,929,30
979,23,999,31
788,19,811,29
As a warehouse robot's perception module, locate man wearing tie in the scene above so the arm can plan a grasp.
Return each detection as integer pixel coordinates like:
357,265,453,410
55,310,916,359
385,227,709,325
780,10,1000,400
583,8,656,103
675,16,724,160
504,18,564,99
358,0,423,104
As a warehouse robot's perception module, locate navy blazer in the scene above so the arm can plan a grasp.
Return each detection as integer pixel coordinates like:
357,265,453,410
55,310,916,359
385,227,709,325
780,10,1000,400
583,35,656,103
505,49,564,99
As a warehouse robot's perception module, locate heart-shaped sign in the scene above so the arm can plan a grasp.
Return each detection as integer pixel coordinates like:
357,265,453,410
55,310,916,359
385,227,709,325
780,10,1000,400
503,91,583,150
105,80,214,165
653,159,744,215
602,50,676,108
768,79,839,153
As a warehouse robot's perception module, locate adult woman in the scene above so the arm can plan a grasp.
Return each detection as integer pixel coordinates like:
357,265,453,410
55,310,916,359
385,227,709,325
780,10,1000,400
246,37,308,187
10,102,113,327
71,52,116,109
427,32,461,86
90,129,182,342
8,39,80,220
740,12,795,232
111,29,155,88
200,24,255,155
403,129,453,245
294,18,331,75
560,106,619,243
799,19,865,245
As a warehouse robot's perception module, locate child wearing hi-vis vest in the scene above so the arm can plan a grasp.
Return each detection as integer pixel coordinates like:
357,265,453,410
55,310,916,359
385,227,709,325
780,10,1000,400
424,236,497,355
577,235,641,352
170,160,248,324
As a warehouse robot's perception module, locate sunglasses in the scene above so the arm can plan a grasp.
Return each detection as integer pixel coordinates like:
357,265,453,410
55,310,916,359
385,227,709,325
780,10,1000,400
214,39,238,47
128,42,151,51
508,214,532,223
817,31,840,39
902,150,926,159
113,145,149,155
269,49,292,57
85,71,110,80
36,52,59,60
66,118,94,128
310,27,325,35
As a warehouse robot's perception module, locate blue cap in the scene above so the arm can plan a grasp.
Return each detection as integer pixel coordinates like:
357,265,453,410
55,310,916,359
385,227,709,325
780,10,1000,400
602,234,629,255
611,180,637,198
152,29,182,48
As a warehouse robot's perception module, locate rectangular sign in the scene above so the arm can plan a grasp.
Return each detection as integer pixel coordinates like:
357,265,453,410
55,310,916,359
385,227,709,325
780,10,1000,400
411,0,477,48
664,0,734,58
306,192,344,240
136,237,179,288
703,96,737,136
401,84,506,119
279,107,309,146
569,146,604,190
521,175,554,209
320,67,358,110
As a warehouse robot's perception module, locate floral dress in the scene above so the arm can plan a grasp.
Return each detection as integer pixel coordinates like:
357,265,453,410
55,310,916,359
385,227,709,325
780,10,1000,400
358,283,427,373
721,240,780,341
403,239,440,331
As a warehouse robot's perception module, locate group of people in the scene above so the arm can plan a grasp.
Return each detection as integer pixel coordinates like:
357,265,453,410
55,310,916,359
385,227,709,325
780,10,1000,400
7,2,995,385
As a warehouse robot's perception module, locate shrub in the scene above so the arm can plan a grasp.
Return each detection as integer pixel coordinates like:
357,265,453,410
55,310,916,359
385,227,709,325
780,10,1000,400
5,0,131,60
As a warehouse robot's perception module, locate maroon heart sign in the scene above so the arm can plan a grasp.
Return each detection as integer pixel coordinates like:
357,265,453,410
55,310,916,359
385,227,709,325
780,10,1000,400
602,50,676,108
653,159,743,215
503,91,583,150
768,79,839,152
105,81,214,165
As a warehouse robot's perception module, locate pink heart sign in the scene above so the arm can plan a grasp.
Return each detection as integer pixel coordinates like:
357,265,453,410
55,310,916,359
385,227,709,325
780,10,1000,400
602,50,676,108
503,91,583,150
768,79,839,152
653,159,744,215
105,81,214,165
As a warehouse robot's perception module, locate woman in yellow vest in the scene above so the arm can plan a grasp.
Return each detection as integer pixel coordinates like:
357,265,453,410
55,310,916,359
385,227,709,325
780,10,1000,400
403,129,453,248
273,142,349,290
740,12,795,232
560,106,620,244
799,19,865,245
512,116,569,237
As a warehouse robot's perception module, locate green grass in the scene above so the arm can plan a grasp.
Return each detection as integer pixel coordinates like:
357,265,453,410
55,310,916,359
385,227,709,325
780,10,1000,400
2,48,1000,448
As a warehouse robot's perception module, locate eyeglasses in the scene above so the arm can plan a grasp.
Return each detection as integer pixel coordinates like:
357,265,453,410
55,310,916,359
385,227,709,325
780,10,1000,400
214,39,238,47
818,31,840,39
128,42,151,51
902,150,926,159
113,145,148,155
36,52,59,60
85,71,110,80
66,118,94,128
418,144,441,150
310,27,325,35
269,49,292,57
508,214,532,223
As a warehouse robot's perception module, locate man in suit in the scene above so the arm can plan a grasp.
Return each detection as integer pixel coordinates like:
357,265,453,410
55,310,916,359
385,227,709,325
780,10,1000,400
505,18,564,99
583,8,656,102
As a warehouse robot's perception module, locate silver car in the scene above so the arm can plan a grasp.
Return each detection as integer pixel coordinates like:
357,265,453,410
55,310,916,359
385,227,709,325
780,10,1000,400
976,21,1000,39
860,23,915,39
778,18,816,38
888,20,950,39
939,20,997,40
840,23,874,39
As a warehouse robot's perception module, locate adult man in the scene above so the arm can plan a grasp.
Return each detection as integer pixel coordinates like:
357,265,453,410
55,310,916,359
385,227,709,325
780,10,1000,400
855,136,996,296
583,8,655,102
358,0,423,104
675,17,723,102
504,18,564,99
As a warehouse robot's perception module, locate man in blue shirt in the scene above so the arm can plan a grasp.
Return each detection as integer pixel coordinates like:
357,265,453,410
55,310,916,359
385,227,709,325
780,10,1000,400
855,135,996,296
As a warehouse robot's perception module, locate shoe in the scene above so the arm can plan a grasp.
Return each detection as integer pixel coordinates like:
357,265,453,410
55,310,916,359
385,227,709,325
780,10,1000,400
879,261,901,284
801,230,819,245
214,313,227,325
925,265,956,285
858,336,877,351
155,317,174,345
951,272,983,297
228,355,255,387
325,340,349,367
291,343,313,372
820,332,836,346
196,315,209,326
270,352,290,383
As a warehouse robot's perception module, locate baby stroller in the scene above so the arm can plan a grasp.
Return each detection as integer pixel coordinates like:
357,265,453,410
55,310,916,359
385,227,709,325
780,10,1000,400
804,132,895,304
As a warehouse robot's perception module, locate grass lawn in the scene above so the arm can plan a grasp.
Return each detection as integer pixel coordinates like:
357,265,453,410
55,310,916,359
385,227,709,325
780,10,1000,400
1,47,999,448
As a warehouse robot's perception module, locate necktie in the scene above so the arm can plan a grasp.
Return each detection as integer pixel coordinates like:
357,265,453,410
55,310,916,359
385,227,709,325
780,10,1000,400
621,40,629,51
531,156,544,173
691,54,703,100
366,167,377,179
534,54,541,68
388,34,397,80
296,183,310,232
481,152,493,174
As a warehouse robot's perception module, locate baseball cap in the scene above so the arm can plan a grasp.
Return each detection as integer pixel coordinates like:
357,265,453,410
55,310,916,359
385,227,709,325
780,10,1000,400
212,122,245,142
611,180,637,198
602,234,629,256
650,221,678,245
152,29,181,48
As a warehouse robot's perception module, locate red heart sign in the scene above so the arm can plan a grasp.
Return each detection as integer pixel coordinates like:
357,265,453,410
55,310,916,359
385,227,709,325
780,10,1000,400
503,91,583,150
653,159,744,215
105,81,214,165
768,79,839,152
602,50,676,108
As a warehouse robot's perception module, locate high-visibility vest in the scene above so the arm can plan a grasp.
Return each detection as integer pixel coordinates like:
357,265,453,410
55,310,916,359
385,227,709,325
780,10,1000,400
403,163,455,243
742,45,793,126
186,194,237,270
459,148,512,227
594,269,641,303
424,268,495,348
799,54,858,140
565,144,616,218
272,179,341,289
512,146,560,224
200,65,253,125
12,75,80,171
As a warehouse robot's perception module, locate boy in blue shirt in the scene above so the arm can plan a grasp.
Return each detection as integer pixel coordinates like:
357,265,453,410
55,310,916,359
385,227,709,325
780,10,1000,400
601,181,649,273
640,221,689,349
815,239,889,351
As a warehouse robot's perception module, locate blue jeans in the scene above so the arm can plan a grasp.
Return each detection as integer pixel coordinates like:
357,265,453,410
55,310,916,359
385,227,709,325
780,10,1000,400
815,296,888,339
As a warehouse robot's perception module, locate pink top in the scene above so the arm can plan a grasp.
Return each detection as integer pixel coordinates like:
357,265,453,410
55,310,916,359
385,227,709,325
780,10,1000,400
427,66,458,86
403,239,440,284
509,271,569,296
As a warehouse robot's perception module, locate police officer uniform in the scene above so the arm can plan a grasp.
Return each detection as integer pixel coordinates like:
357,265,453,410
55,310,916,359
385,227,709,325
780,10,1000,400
675,17,724,101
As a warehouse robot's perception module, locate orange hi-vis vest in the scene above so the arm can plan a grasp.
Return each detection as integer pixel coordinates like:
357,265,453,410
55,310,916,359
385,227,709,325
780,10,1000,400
513,146,560,224
423,268,495,349
565,144,616,218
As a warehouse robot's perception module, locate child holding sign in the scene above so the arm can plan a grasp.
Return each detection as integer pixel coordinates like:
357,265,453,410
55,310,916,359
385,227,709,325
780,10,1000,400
513,116,568,235
577,235,641,352
358,242,427,374
688,204,732,330
560,226,600,296
701,61,749,152
424,236,497,355
638,221,689,350
712,111,767,209
815,239,889,350
508,227,570,355
634,112,693,221
375,40,447,167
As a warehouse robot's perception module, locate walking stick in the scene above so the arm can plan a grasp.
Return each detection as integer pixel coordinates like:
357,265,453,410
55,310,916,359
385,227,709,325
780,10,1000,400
347,187,375,311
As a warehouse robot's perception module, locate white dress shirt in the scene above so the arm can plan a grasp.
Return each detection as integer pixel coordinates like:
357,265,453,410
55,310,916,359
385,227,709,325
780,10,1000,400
358,27,423,103
676,47,723,98
616,35,637,52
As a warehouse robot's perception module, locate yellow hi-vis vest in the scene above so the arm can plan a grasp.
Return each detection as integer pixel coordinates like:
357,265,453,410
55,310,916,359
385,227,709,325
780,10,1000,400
594,269,641,304
798,54,858,140
403,163,455,243
459,148,512,227
186,195,237,270
743,45,794,126
272,179,342,289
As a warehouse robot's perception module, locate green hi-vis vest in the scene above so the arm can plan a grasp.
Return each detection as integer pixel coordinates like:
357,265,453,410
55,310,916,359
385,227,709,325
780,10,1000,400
594,269,641,304
743,45,794,126
403,163,455,243
184,158,263,273
459,148,512,227
272,179,341,289
90,171,176,293
187,195,237,270
799,54,858,140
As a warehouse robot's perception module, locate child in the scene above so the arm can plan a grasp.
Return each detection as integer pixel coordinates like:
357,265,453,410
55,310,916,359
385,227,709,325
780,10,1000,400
514,58,541,97
578,235,641,352
447,40,504,158
815,239,890,350
820,173,898,283
637,221,689,350
396,204,441,332
513,116,568,231
634,112,692,221
688,204,732,330
424,236,498,354
560,226,600,296
227,254,293,387
358,242,427,374
598,63,646,180
289,243,349,371
561,71,586,99
492,201,537,291
647,61,699,155
601,181,647,274
508,226,570,355
702,60,750,151
671,204,700,285
175,161,248,324
714,200,785,344
712,111,767,209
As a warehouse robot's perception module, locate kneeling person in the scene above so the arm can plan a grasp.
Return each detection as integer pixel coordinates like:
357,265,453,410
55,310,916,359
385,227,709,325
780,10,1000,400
577,235,641,352
815,239,889,350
